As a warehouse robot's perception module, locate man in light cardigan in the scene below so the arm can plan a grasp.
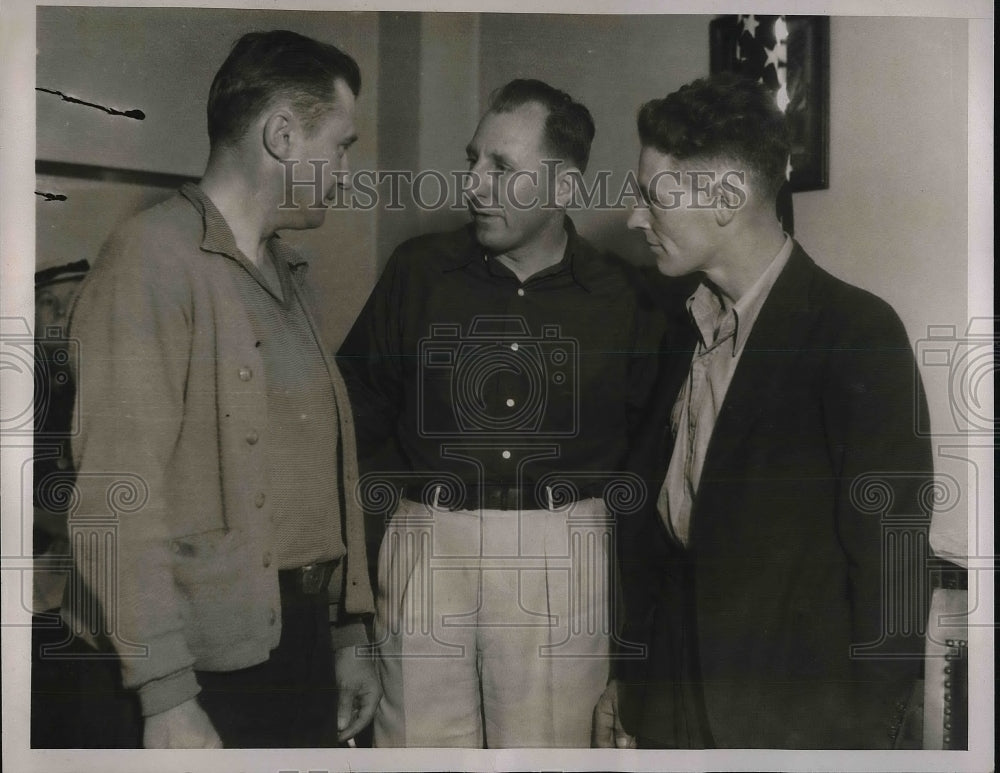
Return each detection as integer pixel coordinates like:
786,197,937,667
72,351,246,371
64,30,377,748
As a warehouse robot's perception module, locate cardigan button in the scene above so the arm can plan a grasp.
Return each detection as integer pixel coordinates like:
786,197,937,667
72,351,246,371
262,552,272,568
268,608,277,625
246,429,259,445
254,491,266,508
238,367,253,382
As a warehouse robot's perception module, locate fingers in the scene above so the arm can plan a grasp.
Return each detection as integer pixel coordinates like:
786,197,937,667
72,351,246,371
614,727,638,749
612,698,637,748
592,716,616,748
591,693,617,748
336,686,355,738
592,680,637,749
203,728,225,749
333,646,382,742
143,698,224,749
336,687,380,742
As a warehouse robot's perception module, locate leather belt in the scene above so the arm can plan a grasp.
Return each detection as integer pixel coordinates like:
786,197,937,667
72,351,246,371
278,558,339,595
403,483,601,512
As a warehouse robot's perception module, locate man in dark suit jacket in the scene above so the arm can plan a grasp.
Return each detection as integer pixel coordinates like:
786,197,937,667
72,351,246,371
592,73,933,749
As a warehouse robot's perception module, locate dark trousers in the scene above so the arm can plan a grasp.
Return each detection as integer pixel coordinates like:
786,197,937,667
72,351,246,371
195,575,339,748
31,614,143,748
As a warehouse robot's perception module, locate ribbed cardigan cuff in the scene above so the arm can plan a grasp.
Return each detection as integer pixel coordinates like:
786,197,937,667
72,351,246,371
138,666,201,717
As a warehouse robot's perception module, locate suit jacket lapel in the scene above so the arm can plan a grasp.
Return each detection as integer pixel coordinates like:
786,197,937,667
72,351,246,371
698,244,820,479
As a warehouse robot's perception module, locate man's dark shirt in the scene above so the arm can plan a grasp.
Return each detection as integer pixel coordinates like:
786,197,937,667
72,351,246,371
338,219,663,510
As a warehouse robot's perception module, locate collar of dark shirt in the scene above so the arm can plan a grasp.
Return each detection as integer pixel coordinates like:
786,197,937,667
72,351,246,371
179,182,309,275
440,216,594,293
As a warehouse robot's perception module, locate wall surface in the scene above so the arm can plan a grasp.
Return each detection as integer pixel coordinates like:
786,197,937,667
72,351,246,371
794,17,968,347
791,17,970,557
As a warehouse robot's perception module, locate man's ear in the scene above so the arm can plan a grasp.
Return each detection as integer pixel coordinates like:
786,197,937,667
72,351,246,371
263,109,295,160
714,178,742,226
552,166,580,209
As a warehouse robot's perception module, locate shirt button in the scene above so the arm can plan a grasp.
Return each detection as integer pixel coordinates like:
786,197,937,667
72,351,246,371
238,366,253,382
254,491,266,508
506,398,515,407
516,288,525,297
501,450,511,460
510,342,519,352
262,552,272,568
246,429,259,445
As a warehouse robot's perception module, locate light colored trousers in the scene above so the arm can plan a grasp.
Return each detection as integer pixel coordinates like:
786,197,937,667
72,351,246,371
372,497,611,748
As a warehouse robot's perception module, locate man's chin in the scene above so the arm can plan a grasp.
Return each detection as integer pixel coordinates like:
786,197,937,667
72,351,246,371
654,252,682,277
472,219,506,250
301,207,328,230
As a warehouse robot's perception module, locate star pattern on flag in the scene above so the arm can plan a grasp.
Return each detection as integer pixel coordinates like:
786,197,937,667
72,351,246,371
774,17,788,45
776,83,790,112
723,13,798,224
764,44,782,72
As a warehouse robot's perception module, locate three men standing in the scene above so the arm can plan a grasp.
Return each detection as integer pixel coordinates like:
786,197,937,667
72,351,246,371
66,27,933,750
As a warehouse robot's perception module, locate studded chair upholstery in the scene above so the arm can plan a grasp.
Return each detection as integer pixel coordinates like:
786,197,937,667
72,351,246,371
922,587,969,750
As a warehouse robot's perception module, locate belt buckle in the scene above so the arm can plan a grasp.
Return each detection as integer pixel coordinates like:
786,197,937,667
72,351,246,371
299,563,325,595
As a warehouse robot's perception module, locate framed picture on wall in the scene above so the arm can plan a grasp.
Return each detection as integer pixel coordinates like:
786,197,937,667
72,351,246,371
710,14,830,192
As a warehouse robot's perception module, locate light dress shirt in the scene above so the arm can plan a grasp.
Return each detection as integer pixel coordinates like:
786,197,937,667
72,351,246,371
657,235,794,546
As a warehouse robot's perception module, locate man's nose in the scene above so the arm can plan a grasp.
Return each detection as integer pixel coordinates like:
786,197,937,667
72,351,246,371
627,206,649,230
333,157,352,191
469,167,488,199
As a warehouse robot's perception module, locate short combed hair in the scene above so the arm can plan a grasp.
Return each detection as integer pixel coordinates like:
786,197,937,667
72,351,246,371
637,73,790,200
207,30,360,148
488,79,596,173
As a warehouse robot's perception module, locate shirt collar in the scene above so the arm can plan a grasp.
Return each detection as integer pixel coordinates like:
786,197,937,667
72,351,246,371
687,234,794,356
442,216,592,292
179,183,308,273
